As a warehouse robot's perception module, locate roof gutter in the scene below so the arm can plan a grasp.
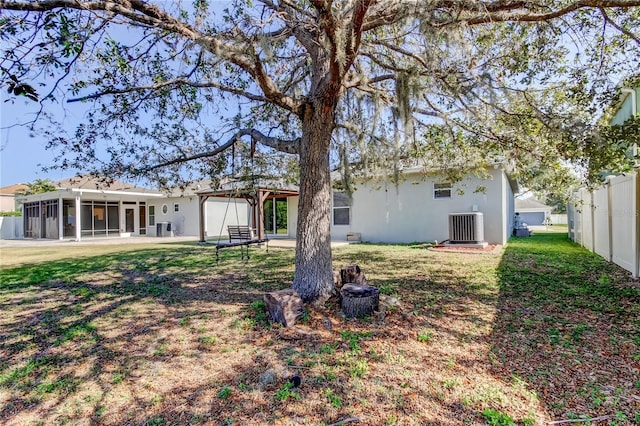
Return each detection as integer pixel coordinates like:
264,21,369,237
68,188,164,197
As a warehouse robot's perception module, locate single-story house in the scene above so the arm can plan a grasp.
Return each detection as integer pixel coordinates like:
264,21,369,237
0,183,28,212
326,166,518,245
13,166,517,246
13,176,292,241
515,197,553,226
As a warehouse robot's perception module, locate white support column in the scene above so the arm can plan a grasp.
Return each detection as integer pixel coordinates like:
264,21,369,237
75,194,82,241
58,196,64,240
119,200,124,236
135,202,140,236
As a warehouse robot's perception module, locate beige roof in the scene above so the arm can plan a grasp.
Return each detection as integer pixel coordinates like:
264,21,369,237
53,175,161,194
515,197,552,210
165,179,212,197
0,183,29,195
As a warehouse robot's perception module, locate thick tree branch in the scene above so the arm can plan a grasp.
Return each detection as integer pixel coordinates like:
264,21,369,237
464,0,640,25
140,129,300,173
0,0,302,113
66,77,271,103
362,0,640,30
343,0,372,73
599,7,640,45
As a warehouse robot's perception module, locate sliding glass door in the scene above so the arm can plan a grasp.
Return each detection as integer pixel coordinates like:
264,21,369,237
263,197,288,236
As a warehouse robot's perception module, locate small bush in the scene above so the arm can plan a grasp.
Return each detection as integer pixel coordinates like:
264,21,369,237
217,386,232,399
482,409,515,426
274,382,300,401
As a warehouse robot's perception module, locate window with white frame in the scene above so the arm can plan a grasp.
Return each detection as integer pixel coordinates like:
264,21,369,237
174,203,180,212
149,205,156,226
161,204,168,214
333,191,350,225
433,182,452,199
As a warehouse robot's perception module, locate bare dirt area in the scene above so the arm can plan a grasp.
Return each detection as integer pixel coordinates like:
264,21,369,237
0,235,638,425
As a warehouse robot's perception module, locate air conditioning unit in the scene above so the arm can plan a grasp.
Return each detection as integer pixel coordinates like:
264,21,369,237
448,212,485,243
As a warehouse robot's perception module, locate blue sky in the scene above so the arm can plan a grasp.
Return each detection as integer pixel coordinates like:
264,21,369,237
1,81,86,187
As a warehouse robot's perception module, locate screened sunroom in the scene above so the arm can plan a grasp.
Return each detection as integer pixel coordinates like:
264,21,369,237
19,185,163,241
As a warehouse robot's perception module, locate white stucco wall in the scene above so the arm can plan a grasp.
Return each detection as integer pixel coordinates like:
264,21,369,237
0,216,23,239
205,197,250,238
328,168,512,245
147,196,250,238
0,194,18,212
147,196,199,236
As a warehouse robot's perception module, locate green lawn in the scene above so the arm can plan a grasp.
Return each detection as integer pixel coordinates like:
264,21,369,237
0,234,638,425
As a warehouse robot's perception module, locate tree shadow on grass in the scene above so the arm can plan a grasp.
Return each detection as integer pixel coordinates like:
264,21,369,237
0,244,300,424
10,238,634,424
0,241,502,425
491,233,640,423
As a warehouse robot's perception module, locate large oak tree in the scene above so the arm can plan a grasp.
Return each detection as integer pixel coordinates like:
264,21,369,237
1,0,639,303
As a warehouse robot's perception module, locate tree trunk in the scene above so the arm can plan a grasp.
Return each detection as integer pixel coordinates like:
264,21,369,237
292,102,336,304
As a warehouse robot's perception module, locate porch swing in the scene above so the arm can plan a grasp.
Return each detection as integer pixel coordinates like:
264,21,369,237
212,146,268,262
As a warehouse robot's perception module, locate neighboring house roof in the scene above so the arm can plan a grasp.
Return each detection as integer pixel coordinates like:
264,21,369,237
515,198,552,211
197,176,299,196
53,175,161,194
0,183,29,195
165,179,213,197
16,175,163,202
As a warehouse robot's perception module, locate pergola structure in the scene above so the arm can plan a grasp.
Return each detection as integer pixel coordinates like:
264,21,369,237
197,186,299,242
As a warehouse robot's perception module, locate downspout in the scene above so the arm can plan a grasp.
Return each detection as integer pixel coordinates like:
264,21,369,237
621,88,638,157
622,88,640,277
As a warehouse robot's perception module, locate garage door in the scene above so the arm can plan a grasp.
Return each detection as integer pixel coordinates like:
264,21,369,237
518,212,545,226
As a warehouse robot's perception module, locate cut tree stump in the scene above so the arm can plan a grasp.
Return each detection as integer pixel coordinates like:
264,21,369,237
263,288,304,327
339,264,368,288
341,283,379,318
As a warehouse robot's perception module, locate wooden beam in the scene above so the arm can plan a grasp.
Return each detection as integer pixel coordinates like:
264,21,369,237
198,194,209,243
258,189,272,240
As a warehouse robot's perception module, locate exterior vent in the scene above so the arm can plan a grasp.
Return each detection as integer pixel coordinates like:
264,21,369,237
448,212,484,243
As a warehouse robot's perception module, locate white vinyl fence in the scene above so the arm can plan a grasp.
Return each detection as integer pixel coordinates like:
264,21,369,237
549,213,568,225
0,216,24,239
568,172,639,277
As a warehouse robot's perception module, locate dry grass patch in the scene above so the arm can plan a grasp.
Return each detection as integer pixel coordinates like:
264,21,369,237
1,235,638,425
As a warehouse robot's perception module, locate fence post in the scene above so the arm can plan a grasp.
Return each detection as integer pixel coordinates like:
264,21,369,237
590,190,596,253
605,180,613,262
635,172,640,278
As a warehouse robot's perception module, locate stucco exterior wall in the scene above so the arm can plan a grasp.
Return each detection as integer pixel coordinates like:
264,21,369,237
147,196,200,236
0,216,23,239
146,196,249,238
328,168,511,245
0,194,18,212
205,198,250,238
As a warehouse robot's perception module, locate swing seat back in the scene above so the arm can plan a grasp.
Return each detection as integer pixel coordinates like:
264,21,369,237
227,225,256,242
